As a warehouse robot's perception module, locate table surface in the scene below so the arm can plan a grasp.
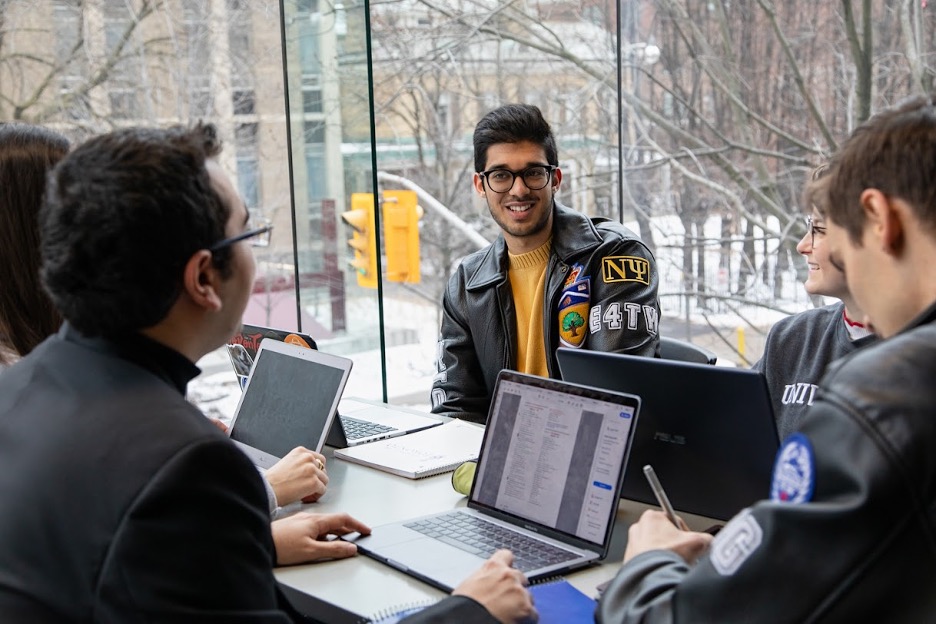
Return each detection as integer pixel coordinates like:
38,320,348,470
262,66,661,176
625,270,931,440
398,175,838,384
274,437,717,623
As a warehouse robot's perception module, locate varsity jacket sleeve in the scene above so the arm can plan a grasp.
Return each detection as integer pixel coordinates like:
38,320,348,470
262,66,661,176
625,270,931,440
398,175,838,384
571,224,660,359
431,274,492,423
597,330,936,623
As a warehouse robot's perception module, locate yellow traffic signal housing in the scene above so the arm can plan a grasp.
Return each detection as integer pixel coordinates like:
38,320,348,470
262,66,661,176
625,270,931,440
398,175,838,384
341,193,378,289
382,189,422,284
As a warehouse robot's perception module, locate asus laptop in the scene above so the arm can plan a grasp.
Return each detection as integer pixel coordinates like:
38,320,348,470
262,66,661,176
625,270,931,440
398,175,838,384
228,339,351,469
347,370,641,591
228,324,441,447
557,348,780,521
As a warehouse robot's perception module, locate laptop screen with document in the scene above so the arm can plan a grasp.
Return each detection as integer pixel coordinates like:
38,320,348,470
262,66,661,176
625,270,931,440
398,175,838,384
470,371,639,551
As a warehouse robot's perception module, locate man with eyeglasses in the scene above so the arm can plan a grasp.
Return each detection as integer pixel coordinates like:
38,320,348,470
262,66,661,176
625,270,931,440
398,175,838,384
597,95,936,622
0,125,535,623
432,103,660,423
752,166,876,441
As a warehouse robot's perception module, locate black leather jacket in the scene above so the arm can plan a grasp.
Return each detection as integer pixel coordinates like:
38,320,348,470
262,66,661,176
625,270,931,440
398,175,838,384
598,301,936,623
431,202,660,422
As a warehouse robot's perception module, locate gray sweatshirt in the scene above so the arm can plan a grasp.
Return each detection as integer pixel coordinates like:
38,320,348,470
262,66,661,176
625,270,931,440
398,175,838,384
753,302,877,440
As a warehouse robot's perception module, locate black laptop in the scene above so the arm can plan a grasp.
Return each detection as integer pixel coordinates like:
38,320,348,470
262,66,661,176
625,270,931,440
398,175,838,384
557,348,780,521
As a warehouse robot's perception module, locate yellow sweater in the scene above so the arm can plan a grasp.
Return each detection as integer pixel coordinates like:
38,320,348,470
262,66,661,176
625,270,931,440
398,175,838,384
508,238,552,377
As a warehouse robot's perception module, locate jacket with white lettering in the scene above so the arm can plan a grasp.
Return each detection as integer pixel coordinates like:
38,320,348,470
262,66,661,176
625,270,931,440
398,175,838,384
431,201,660,423
596,302,936,623
752,302,878,440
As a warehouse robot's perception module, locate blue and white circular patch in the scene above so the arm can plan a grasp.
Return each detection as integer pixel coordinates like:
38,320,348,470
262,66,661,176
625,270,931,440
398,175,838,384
770,433,815,504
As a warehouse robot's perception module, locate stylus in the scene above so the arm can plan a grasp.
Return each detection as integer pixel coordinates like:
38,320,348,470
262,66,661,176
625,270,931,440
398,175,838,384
643,464,681,529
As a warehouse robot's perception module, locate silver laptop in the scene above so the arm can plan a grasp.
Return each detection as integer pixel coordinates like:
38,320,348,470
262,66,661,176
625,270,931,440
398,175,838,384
347,370,641,591
326,398,443,448
228,340,351,468
227,327,440,448
557,348,780,521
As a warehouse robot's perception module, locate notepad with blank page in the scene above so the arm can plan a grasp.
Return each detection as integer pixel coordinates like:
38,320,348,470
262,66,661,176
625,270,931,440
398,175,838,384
333,419,484,479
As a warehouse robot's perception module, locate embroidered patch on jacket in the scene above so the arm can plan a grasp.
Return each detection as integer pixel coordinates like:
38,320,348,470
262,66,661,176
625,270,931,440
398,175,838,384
710,509,763,576
564,263,585,287
770,433,815,504
558,278,590,348
601,256,650,285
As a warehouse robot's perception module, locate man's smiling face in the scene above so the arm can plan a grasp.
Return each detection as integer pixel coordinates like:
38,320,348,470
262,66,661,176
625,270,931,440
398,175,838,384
473,140,561,254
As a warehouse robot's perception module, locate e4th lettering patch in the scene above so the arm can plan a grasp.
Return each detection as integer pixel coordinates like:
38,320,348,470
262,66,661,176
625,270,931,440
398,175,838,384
602,256,650,285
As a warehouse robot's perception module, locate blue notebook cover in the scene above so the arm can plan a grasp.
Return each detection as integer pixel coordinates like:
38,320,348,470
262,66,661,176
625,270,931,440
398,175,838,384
369,578,596,623
529,578,597,624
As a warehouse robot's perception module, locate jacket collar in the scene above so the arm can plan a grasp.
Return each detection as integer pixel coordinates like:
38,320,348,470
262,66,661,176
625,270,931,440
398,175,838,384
898,298,936,335
60,322,201,395
465,201,602,290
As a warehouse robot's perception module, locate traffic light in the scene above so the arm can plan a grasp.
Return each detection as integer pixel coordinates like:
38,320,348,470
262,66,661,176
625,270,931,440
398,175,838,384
341,193,378,289
382,189,422,284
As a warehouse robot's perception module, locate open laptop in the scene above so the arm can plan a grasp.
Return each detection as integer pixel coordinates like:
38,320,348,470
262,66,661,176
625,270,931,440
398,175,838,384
323,398,442,448
347,370,641,591
228,339,351,468
228,324,441,447
557,348,780,521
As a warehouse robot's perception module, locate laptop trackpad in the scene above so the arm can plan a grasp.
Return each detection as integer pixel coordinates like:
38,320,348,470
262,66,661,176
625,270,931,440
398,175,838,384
356,527,483,590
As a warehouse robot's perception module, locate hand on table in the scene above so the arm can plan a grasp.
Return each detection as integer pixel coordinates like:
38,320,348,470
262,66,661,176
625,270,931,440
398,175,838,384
452,549,538,624
273,512,372,565
623,510,713,564
265,446,329,505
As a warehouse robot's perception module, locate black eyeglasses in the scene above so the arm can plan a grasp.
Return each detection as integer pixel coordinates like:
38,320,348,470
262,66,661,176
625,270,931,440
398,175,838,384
210,217,273,253
479,165,556,193
805,215,826,247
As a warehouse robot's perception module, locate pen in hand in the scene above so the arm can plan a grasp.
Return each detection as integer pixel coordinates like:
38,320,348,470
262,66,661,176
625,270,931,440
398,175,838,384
643,464,681,529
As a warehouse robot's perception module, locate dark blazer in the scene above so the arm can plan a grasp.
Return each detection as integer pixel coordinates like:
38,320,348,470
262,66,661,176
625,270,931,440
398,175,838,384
0,325,495,623
0,325,294,622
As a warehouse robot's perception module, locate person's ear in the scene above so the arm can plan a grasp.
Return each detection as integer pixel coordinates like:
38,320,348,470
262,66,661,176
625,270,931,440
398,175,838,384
860,189,904,256
473,172,485,197
551,167,562,192
182,249,223,312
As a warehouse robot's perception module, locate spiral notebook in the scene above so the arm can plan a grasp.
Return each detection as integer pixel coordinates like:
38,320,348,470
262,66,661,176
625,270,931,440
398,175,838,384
367,577,596,623
333,419,484,479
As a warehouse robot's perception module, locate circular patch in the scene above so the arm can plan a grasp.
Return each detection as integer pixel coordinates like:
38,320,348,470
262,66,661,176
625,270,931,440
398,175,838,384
770,433,815,504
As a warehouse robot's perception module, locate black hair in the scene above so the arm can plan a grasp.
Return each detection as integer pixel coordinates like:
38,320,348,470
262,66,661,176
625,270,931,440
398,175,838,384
40,123,231,337
473,104,558,172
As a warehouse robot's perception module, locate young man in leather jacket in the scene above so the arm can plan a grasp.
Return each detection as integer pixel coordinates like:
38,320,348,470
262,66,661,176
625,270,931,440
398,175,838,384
431,104,660,423
597,95,936,622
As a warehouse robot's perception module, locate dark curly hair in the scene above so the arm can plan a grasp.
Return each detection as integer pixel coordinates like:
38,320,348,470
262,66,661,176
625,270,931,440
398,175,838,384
40,123,232,338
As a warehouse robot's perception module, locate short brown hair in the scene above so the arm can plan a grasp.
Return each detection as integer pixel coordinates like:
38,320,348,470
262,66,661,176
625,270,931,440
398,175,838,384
802,164,831,217
827,94,936,244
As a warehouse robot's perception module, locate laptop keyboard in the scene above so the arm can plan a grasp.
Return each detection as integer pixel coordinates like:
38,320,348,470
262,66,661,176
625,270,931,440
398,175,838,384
340,416,397,440
403,511,579,572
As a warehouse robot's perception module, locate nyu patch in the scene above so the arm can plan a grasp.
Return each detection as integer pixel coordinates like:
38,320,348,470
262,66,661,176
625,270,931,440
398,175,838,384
558,278,590,348
710,509,763,576
770,433,815,504
601,255,650,285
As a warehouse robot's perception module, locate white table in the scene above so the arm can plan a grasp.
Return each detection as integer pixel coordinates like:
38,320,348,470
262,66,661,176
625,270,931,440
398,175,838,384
274,445,718,623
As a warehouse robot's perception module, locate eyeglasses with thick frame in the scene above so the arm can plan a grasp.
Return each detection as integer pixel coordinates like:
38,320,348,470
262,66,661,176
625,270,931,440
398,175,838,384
805,214,826,248
479,165,557,193
209,216,273,253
